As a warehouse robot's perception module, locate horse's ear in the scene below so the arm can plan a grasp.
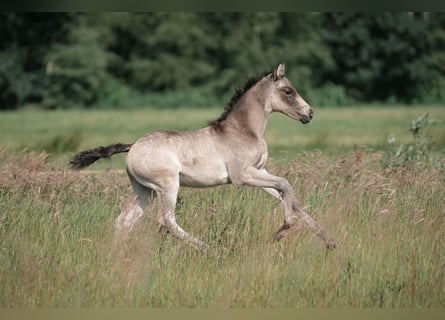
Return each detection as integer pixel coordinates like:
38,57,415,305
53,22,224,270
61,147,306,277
272,63,286,81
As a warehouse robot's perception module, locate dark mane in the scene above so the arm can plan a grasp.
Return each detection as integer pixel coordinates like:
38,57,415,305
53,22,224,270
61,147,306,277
209,69,272,126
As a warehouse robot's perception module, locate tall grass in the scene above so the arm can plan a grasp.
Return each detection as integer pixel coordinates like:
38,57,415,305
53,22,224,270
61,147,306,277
1,148,444,307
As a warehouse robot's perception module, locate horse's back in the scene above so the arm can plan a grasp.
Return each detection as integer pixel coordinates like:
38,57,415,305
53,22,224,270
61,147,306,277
126,129,230,188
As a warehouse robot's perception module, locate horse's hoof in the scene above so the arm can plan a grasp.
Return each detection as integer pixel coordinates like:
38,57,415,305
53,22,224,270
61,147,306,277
326,240,336,250
274,223,291,241
196,243,210,253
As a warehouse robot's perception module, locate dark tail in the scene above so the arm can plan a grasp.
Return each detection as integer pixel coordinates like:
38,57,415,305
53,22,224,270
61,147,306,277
70,143,133,170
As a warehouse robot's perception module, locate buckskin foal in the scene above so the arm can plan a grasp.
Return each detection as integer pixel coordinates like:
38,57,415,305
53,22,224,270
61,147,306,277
70,63,336,251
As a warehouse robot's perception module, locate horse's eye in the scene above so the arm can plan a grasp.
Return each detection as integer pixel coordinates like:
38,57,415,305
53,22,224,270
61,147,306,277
283,87,293,96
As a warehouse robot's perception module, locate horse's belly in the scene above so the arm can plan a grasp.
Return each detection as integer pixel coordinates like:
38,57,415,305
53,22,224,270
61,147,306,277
179,163,230,187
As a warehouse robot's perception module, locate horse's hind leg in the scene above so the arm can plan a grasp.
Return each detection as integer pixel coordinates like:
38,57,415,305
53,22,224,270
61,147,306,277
157,180,210,252
115,173,155,234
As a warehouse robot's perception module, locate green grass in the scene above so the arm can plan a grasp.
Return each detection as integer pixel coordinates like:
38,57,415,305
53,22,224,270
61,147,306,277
0,105,444,307
1,105,444,167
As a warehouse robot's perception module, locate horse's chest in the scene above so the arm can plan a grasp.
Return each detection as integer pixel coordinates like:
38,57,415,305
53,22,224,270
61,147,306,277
252,140,268,169
254,151,268,169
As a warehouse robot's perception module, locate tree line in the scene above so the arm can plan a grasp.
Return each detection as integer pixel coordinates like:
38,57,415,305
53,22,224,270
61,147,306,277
1,12,444,110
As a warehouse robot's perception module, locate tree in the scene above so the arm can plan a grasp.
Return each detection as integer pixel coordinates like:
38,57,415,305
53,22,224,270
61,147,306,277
321,13,435,103
0,13,76,109
101,13,217,92
43,15,110,108
1,13,443,109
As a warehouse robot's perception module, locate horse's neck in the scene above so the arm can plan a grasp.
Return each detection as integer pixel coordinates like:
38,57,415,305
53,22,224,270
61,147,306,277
228,92,269,139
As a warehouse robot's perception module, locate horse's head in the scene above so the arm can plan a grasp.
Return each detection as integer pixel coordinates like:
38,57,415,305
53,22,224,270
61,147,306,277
266,63,313,124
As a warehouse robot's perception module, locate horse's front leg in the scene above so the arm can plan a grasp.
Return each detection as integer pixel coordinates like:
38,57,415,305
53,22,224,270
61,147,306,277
291,199,336,249
260,186,295,240
239,168,335,249
235,167,297,233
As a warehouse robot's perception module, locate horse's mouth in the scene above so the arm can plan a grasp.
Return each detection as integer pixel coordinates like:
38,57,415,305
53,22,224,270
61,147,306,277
299,115,312,124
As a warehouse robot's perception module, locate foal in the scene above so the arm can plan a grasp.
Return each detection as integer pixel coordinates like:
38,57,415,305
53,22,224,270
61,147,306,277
71,63,336,251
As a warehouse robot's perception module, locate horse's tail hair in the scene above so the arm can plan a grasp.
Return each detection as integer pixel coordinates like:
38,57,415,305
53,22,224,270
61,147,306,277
70,143,133,170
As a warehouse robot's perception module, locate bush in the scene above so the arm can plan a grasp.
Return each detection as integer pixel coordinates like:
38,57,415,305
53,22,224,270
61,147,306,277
0,13,76,110
94,79,139,109
306,83,357,107
382,113,436,168
412,79,445,105
322,13,437,103
0,47,35,109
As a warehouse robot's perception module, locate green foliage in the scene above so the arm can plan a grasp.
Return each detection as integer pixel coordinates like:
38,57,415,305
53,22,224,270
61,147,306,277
0,47,35,109
321,13,436,103
99,13,331,105
307,83,358,107
383,113,439,168
1,13,445,109
413,79,445,105
428,13,445,78
0,13,76,109
415,14,445,105
95,78,139,109
113,13,217,92
43,19,111,109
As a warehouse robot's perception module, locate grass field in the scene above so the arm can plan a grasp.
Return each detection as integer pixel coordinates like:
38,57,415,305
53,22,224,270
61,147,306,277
0,105,444,307
1,105,445,166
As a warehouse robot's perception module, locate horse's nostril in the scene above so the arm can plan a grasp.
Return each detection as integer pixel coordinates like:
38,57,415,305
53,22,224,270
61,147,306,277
309,109,314,119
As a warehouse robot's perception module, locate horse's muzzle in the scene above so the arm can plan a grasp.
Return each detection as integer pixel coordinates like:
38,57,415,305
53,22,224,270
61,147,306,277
300,108,314,124
300,116,311,124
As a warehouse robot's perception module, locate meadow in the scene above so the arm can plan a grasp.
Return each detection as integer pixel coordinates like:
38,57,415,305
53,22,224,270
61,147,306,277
0,105,444,307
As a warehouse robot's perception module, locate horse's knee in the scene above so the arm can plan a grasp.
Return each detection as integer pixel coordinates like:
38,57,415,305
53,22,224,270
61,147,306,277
284,215,297,226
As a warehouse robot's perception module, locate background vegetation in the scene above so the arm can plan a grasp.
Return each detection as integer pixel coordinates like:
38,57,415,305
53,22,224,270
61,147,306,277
1,12,445,110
